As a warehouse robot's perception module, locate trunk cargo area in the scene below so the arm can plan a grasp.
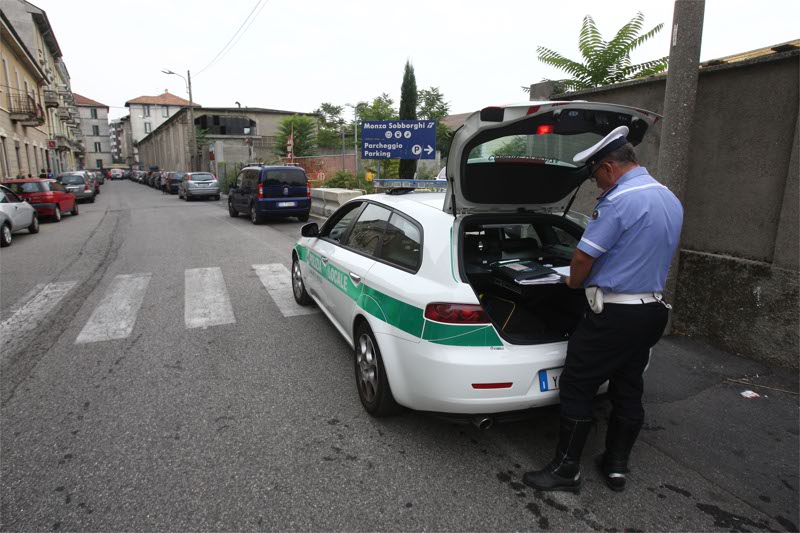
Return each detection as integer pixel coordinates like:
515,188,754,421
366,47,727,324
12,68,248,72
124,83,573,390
461,214,587,345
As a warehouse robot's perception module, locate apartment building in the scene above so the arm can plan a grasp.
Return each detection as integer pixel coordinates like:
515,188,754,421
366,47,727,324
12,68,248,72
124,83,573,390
74,93,111,169
123,90,199,163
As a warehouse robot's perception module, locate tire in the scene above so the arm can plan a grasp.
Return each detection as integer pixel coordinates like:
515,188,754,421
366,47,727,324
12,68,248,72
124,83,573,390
71,202,79,216
292,257,312,306
1,223,11,247
297,214,309,222
53,205,62,222
185,193,191,202
250,204,261,225
214,195,220,201
89,195,95,204
354,322,402,417
28,214,39,234
228,201,238,218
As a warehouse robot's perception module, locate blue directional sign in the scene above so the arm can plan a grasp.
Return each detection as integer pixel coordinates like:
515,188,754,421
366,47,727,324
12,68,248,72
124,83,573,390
361,120,436,160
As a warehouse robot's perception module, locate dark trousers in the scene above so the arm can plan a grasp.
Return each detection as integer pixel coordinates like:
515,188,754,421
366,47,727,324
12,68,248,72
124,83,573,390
559,302,669,421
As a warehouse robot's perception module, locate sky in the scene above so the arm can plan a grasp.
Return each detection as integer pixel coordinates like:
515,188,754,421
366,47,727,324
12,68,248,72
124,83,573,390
34,0,800,121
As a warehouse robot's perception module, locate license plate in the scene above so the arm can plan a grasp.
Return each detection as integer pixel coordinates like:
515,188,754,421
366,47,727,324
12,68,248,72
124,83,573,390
277,201,296,207
538,367,563,392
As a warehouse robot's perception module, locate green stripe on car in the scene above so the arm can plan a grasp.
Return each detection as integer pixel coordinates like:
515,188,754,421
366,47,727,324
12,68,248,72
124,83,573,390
295,244,502,347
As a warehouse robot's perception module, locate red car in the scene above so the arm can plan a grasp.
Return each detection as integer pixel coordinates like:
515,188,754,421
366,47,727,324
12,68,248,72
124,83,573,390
4,179,78,221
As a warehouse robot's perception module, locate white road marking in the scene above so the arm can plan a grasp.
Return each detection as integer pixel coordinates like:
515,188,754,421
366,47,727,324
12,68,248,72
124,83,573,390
253,264,319,317
184,267,236,329
6,283,45,315
75,273,151,344
0,281,77,356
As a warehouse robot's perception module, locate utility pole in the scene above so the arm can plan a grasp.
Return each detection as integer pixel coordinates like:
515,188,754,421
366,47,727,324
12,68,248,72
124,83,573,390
341,127,346,171
187,70,196,172
657,0,706,322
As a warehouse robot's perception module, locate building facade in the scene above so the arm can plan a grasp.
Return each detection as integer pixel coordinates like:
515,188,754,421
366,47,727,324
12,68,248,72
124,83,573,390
123,90,198,164
1,0,82,177
136,107,314,177
109,119,123,163
74,93,111,169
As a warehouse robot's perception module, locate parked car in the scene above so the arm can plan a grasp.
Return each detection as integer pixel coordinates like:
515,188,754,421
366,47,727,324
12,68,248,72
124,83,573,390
178,172,220,201
4,178,78,221
88,172,101,194
164,171,181,194
0,184,39,246
110,169,125,180
290,101,658,419
228,165,309,223
57,172,95,203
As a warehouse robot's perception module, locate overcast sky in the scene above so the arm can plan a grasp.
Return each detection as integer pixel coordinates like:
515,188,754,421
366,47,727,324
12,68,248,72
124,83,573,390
35,0,799,121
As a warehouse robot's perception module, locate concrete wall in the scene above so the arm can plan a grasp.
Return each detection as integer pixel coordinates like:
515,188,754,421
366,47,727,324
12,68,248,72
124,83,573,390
531,50,800,368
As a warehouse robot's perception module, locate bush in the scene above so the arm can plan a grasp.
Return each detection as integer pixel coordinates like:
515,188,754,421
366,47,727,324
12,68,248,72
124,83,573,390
324,170,358,189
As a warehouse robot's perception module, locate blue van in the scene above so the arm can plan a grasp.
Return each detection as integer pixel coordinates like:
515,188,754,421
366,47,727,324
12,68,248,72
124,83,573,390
228,165,311,224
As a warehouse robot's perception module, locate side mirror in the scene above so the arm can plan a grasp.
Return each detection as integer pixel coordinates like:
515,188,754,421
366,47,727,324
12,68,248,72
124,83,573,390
301,222,319,238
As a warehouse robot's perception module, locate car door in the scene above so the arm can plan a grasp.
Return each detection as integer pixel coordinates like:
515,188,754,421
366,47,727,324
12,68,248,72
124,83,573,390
305,201,364,316
234,170,249,211
323,203,392,333
4,189,32,228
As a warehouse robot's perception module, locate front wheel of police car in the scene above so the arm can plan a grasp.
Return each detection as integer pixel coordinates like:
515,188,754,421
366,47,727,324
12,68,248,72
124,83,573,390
291,258,312,306
354,322,402,417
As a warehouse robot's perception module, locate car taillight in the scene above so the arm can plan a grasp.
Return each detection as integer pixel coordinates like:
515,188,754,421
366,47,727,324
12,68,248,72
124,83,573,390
424,303,490,324
258,184,263,199
306,184,311,198
84,184,90,191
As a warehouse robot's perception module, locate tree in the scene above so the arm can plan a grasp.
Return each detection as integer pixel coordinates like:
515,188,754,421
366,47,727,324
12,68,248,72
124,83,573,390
274,114,317,158
533,12,668,92
398,60,418,178
314,102,345,150
417,87,453,158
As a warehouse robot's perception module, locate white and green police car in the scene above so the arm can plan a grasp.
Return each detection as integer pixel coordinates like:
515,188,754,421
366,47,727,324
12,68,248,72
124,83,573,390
292,101,658,422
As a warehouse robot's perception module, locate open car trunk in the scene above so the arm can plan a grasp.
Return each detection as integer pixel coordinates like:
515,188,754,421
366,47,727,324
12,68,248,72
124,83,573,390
460,214,587,345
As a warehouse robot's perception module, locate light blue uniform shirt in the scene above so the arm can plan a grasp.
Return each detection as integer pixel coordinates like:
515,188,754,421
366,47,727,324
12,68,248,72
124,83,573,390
577,167,683,293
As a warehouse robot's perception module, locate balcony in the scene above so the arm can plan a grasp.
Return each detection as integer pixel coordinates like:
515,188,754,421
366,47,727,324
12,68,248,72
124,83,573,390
55,135,71,151
44,89,60,108
58,108,70,121
9,95,45,127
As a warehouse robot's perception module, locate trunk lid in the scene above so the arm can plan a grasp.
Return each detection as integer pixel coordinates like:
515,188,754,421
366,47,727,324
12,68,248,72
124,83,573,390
443,101,659,214
260,167,308,198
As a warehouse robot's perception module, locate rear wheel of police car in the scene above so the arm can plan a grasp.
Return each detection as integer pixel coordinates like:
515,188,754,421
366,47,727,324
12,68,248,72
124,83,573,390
354,321,402,417
291,257,312,305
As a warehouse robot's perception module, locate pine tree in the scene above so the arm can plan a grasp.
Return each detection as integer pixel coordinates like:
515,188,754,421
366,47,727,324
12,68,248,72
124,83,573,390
398,60,418,179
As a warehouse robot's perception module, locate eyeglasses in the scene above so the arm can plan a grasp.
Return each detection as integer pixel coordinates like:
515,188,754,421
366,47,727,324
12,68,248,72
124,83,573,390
588,160,608,182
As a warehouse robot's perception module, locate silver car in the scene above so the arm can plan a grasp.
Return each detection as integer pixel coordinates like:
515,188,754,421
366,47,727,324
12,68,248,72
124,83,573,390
178,172,220,201
57,172,95,203
0,185,39,247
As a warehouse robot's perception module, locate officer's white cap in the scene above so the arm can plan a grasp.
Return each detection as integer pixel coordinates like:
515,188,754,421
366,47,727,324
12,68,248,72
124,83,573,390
573,126,630,166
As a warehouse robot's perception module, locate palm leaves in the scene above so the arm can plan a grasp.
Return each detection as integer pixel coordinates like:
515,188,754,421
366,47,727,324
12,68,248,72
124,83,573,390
533,12,668,92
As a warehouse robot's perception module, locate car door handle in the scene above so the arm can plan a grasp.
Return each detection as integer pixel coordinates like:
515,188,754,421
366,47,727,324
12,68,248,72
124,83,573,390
349,272,361,284
320,255,329,263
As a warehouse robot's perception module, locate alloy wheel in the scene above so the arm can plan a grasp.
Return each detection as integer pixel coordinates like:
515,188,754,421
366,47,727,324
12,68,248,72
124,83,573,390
54,206,61,221
2,225,11,246
292,261,304,299
356,334,379,403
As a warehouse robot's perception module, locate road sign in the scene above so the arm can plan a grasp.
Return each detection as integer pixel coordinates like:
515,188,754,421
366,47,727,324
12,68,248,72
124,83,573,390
361,120,436,160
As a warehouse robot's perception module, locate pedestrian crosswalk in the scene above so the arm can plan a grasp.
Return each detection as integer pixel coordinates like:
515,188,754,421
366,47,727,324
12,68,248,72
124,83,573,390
1,264,318,348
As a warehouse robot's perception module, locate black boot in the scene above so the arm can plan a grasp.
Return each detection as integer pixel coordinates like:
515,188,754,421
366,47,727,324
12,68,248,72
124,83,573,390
523,416,593,492
595,415,643,492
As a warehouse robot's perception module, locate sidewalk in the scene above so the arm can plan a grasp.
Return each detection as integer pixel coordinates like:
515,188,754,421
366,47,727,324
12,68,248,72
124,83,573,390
639,334,799,531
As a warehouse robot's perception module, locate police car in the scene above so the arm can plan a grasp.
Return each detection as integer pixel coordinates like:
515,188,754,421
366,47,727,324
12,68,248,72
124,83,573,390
292,101,658,422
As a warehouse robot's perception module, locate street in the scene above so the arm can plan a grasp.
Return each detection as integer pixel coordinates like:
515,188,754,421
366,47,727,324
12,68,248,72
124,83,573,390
1,181,797,532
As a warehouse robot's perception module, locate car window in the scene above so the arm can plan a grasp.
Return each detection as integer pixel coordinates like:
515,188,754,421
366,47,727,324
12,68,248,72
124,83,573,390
189,173,213,181
3,188,22,203
235,171,244,188
0,189,7,203
344,204,392,257
378,213,422,271
50,182,65,193
321,202,362,244
59,175,84,185
262,168,306,187
7,182,45,194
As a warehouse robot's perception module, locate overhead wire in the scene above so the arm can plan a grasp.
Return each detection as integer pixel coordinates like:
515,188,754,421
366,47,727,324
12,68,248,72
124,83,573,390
194,0,268,77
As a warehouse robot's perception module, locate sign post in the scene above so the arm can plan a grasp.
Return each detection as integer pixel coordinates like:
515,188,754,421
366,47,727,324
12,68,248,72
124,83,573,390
361,120,436,160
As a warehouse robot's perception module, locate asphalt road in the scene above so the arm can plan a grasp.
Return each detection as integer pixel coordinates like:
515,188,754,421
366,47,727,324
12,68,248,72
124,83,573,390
1,181,797,532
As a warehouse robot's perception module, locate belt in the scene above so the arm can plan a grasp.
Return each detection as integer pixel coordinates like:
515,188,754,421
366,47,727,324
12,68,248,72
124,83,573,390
603,292,663,305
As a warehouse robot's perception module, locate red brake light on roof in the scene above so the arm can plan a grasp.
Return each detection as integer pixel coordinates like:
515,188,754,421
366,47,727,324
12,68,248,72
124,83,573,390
424,303,490,324
526,105,541,115
472,383,513,389
536,124,554,135
258,184,264,199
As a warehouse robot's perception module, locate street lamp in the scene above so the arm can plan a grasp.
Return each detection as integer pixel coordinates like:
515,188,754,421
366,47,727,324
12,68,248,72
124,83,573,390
345,103,358,177
162,68,196,171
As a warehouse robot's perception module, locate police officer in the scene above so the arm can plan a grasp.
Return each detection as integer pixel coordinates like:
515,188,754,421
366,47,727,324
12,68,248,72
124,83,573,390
523,126,684,493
